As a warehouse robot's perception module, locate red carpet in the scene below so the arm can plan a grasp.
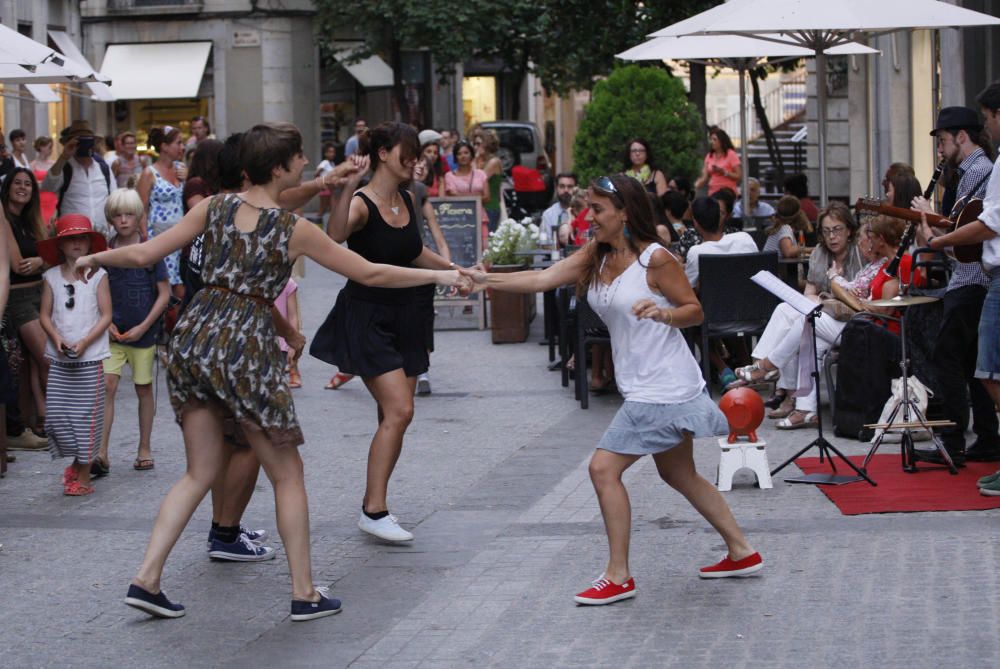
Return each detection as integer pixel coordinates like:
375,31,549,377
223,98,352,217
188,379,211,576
794,454,1000,515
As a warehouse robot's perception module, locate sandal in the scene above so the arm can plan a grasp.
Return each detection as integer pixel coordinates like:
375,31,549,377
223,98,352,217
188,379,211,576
133,458,155,471
90,457,110,479
767,395,796,419
64,480,95,496
764,389,788,410
325,372,354,390
735,362,780,384
64,464,78,486
288,369,302,389
775,410,819,430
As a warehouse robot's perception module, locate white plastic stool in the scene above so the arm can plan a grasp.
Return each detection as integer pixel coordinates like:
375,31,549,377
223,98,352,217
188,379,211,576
716,437,773,491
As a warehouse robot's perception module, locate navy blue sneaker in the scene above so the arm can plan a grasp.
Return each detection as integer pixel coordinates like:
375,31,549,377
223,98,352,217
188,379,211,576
207,525,268,550
208,533,276,562
290,586,342,621
124,584,185,618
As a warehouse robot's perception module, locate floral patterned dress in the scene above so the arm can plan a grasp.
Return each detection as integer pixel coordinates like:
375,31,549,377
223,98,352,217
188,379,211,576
147,166,185,285
167,194,302,448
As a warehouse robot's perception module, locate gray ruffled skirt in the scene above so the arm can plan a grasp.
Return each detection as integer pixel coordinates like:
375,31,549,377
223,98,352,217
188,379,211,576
596,390,728,456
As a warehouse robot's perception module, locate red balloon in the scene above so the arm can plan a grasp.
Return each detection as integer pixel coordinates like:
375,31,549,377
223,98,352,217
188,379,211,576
719,387,765,443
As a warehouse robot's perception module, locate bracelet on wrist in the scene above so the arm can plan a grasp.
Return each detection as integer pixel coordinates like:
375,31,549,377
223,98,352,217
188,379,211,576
664,309,673,326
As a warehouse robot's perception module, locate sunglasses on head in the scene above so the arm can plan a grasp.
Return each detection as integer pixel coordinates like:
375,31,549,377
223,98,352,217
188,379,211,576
64,283,75,310
592,175,622,202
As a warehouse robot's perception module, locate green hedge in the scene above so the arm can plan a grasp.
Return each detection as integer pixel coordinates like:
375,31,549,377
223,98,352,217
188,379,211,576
573,65,703,185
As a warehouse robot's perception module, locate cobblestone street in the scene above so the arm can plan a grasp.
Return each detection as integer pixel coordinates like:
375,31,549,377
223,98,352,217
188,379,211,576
1,261,997,668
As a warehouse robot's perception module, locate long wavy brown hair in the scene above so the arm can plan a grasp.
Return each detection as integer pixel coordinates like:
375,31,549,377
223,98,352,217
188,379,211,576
577,173,662,297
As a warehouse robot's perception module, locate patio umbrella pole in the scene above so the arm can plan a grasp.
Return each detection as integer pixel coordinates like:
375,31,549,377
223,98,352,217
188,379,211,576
739,65,751,218
816,47,829,207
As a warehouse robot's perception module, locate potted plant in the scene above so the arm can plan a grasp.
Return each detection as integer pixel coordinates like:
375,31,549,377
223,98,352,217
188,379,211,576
483,218,539,343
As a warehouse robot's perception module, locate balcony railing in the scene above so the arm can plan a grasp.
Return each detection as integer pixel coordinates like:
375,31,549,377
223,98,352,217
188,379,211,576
716,75,806,147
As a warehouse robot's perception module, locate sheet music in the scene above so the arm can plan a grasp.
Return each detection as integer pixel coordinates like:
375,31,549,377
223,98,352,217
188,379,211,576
751,270,821,316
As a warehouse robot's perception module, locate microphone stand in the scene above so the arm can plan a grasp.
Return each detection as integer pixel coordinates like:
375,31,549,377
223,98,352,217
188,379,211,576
770,305,876,486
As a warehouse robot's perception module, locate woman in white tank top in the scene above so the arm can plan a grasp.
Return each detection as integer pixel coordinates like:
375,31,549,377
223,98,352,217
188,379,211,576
462,174,763,606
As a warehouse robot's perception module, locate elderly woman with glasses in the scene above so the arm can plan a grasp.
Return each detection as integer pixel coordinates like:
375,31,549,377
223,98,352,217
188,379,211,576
459,173,762,606
733,202,866,426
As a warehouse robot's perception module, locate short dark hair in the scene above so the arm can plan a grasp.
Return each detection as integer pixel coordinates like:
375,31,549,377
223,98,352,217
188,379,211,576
977,81,1000,113
691,196,721,233
783,173,809,199
9,129,25,142
668,175,692,198
711,187,736,216
219,133,245,190
359,121,419,171
191,115,211,133
556,172,578,185
661,190,689,220
188,138,224,195
240,123,303,185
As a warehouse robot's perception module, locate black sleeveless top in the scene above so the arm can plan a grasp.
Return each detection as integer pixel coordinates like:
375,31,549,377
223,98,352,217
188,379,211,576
8,210,40,285
343,190,424,304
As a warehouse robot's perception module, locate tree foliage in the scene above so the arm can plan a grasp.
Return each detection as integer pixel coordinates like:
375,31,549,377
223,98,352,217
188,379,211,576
313,0,720,96
572,65,703,183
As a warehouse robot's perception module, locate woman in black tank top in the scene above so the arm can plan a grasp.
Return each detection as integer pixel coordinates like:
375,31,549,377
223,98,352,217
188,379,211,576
310,122,456,543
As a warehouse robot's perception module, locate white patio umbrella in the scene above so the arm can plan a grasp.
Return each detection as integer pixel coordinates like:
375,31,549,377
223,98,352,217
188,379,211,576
618,34,876,217
652,0,1000,205
0,24,109,85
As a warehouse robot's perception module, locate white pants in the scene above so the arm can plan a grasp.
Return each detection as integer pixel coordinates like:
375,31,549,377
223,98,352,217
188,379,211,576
751,302,845,412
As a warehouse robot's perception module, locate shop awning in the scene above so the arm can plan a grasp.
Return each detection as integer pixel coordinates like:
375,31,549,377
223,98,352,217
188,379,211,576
0,24,109,85
331,44,393,88
24,83,60,103
48,31,115,101
99,42,212,99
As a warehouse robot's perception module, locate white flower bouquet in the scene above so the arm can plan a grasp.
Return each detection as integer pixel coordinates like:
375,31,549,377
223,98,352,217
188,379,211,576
482,217,540,267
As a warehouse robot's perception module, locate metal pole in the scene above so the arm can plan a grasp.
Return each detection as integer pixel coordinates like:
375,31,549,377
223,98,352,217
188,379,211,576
816,48,828,206
739,66,751,219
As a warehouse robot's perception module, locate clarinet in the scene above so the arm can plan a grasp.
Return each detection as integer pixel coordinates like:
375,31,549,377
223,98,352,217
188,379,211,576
923,159,945,200
884,221,918,279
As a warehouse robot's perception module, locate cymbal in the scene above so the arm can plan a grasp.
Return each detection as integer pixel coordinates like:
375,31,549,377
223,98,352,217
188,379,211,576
862,295,940,308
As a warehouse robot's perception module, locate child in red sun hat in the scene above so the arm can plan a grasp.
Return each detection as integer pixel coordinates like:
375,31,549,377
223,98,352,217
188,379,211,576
36,214,112,495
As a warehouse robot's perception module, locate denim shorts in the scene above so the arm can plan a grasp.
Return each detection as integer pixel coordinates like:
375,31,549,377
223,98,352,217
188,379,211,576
975,271,1000,381
596,390,729,456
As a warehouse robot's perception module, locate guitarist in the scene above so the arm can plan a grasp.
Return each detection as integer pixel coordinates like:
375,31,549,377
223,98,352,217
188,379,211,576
920,96,1000,467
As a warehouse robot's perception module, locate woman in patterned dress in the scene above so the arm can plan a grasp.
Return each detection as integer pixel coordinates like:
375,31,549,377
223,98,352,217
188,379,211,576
137,126,187,301
75,123,465,622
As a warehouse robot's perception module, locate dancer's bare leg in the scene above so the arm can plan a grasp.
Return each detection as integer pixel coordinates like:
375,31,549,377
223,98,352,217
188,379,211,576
588,449,641,584
651,435,755,560
361,369,416,514
133,404,228,593
243,427,319,602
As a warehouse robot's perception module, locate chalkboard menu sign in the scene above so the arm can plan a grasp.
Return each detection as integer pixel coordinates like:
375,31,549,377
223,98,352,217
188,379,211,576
427,196,485,329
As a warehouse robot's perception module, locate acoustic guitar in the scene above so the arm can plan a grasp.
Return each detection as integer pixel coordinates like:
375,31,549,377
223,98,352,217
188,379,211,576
853,197,983,263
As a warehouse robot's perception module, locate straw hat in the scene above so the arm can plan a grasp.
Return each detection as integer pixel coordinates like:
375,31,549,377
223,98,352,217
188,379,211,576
59,120,96,144
36,214,108,266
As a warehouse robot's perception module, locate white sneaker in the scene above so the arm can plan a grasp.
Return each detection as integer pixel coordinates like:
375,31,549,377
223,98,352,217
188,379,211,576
358,512,413,542
416,373,431,396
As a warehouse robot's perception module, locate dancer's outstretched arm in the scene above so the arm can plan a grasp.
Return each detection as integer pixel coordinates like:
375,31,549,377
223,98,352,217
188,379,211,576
290,215,464,290
461,246,590,294
74,198,212,280
631,247,703,328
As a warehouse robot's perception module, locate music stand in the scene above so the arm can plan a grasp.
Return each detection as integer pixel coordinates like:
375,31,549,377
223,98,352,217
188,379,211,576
751,271,874,486
859,294,959,476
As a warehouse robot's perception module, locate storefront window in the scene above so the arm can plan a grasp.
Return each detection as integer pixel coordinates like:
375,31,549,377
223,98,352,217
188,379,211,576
462,76,497,134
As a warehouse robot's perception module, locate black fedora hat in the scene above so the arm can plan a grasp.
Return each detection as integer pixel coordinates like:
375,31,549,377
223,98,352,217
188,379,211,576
930,107,983,136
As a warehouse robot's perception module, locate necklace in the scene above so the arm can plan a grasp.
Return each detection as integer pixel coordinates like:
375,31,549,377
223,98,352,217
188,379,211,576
369,187,400,215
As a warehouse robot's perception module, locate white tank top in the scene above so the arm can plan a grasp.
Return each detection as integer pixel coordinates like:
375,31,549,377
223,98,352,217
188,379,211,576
587,243,705,404
43,266,111,363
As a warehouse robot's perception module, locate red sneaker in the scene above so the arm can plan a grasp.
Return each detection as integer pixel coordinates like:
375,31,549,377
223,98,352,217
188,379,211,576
699,552,763,578
573,577,636,605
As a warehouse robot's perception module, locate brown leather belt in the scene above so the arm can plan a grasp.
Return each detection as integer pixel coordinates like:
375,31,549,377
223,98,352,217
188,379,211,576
204,284,272,308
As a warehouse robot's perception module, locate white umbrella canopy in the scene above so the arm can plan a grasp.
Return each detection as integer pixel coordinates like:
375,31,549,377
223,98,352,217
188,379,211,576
0,24,109,85
617,34,877,216
651,0,1000,205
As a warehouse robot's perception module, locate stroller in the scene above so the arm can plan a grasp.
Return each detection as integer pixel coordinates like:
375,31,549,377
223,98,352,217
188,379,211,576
503,165,551,223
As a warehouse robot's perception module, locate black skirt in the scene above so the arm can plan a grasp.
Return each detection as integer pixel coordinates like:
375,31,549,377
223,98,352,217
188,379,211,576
310,290,429,378
415,284,436,353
